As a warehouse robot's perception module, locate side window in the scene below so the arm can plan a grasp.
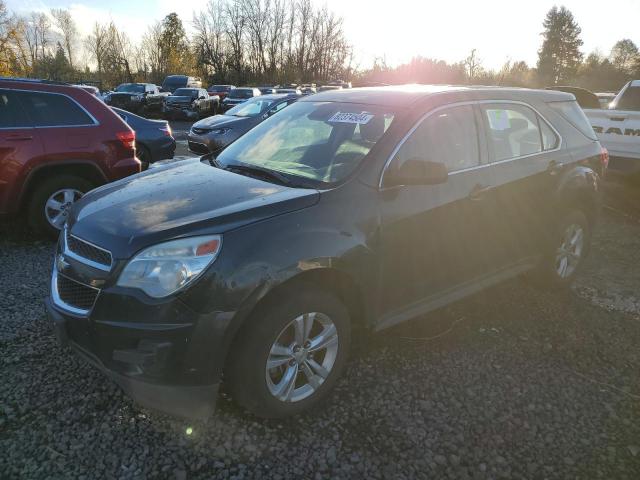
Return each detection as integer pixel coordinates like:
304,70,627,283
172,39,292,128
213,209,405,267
539,118,559,150
0,90,32,128
481,104,542,161
14,91,94,127
393,105,479,173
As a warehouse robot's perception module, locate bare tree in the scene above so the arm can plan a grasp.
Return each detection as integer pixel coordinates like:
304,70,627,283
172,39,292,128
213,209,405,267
51,8,77,69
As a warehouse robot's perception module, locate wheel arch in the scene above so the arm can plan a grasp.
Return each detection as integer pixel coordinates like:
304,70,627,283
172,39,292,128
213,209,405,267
19,161,108,210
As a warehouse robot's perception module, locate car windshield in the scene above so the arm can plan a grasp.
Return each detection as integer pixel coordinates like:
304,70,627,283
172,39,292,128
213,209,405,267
211,86,231,93
116,84,144,93
226,98,278,117
217,101,395,186
174,88,198,97
230,89,254,99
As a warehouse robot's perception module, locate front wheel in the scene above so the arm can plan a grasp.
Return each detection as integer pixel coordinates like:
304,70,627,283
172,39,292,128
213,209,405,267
226,288,351,418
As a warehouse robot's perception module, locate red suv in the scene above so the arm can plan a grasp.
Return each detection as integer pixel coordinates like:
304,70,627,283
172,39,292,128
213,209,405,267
0,78,141,237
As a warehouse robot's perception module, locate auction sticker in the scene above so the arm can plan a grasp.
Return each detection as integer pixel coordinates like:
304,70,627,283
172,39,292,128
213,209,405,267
328,112,374,124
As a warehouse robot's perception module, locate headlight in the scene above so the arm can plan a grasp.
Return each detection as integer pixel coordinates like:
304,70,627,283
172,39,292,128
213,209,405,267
211,128,230,135
117,235,222,298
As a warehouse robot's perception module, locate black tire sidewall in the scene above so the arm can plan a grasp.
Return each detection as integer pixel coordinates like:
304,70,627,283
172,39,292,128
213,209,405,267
27,175,94,239
228,288,351,418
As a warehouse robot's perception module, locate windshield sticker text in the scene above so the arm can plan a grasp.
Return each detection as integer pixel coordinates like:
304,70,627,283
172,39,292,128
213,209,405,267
328,112,374,125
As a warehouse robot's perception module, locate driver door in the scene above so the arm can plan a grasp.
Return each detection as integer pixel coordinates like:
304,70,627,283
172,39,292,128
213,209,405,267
377,104,498,323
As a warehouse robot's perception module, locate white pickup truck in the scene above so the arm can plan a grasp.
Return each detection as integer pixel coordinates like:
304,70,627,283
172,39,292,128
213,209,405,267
583,81,640,176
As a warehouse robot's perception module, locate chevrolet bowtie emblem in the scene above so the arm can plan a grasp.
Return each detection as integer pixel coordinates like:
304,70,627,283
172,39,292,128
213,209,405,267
56,254,70,272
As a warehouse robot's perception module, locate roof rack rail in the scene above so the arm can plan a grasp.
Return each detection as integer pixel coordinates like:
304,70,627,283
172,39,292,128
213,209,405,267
0,77,70,86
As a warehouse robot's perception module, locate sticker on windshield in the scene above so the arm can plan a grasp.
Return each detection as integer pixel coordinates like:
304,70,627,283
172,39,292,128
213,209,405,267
328,112,374,125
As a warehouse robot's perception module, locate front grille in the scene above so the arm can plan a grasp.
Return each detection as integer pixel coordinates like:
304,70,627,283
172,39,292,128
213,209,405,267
188,141,210,154
66,230,112,268
57,274,99,311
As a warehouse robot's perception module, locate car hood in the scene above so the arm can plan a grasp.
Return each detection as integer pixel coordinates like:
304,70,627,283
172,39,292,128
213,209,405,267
68,159,320,259
192,115,252,130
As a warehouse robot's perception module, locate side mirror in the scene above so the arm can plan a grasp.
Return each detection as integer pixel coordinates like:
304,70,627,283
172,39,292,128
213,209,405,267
386,157,448,187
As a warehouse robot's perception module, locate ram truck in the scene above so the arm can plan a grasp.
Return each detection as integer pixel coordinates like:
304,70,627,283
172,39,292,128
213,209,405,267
583,80,640,176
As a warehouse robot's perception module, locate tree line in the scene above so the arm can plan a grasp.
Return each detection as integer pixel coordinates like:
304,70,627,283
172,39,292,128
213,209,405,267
1,2,638,92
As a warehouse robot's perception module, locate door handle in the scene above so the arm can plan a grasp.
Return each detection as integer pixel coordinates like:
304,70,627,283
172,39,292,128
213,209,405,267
5,135,33,142
468,184,492,201
548,160,564,175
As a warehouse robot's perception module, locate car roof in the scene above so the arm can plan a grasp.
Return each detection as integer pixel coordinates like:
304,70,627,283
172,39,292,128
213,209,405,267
301,84,575,107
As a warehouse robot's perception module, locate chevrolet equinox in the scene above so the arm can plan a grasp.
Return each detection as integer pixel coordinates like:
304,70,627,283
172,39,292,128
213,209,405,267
46,85,605,419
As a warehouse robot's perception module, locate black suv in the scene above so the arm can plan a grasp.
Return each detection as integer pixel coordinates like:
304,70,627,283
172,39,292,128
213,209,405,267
46,86,605,419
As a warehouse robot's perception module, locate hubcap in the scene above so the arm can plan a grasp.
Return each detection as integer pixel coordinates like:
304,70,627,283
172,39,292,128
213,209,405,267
45,189,83,230
265,312,339,403
555,223,584,278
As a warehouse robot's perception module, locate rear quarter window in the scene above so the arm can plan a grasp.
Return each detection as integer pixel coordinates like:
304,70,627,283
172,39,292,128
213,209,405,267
548,100,597,141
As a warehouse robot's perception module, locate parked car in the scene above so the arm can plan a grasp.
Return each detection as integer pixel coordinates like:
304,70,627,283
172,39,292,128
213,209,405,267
221,87,261,111
568,81,640,176
207,84,235,100
161,75,202,94
0,78,140,237
300,85,317,95
187,93,299,154
258,86,277,95
46,85,604,420
111,107,175,168
163,88,219,120
275,87,302,95
105,83,169,115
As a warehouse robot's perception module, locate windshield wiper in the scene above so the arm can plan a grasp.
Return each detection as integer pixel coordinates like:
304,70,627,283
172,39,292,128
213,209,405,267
225,164,295,186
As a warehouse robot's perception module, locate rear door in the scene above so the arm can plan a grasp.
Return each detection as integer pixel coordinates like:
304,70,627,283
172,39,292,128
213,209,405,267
478,101,568,268
0,89,43,214
13,90,99,162
378,104,498,318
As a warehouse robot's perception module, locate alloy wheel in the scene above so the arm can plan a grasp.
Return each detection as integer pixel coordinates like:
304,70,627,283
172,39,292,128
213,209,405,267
555,223,584,278
265,312,339,403
45,188,83,230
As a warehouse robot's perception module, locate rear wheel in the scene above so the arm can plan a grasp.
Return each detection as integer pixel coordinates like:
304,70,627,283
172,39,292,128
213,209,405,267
137,144,152,170
27,175,94,239
226,288,350,418
529,210,591,288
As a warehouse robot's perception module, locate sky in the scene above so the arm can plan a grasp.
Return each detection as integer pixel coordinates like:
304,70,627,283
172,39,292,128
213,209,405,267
6,0,640,70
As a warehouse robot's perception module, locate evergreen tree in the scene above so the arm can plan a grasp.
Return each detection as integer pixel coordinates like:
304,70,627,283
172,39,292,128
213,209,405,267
537,6,583,85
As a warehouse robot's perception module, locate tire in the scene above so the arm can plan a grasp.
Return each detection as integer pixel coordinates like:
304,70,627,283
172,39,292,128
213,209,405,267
137,144,152,170
27,174,95,239
226,287,351,418
529,209,591,289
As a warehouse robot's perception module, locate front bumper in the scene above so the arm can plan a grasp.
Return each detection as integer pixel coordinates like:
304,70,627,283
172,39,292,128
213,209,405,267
164,104,199,119
47,297,219,418
46,237,236,419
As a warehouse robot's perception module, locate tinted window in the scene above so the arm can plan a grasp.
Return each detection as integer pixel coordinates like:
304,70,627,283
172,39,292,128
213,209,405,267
549,100,597,140
615,86,640,111
15,91,94,127
0,90,31,128
481,104,542,161
116,84,145,93
217,101,395,185
394,105,479,172
230,89,254,99
174,88,198,97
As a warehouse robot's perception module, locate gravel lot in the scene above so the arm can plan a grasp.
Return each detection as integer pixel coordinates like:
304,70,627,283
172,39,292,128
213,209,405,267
1,179,640,479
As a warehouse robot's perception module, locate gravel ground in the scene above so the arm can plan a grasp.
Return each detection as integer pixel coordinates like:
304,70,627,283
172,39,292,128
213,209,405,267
1,180,640,479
